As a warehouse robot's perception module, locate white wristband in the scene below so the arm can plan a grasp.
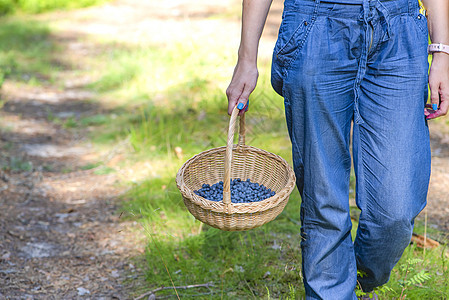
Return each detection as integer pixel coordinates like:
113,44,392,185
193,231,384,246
428,43,449,55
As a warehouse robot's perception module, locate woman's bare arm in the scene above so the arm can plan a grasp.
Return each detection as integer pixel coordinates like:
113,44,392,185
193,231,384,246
226,0,272,115
422,0,449,119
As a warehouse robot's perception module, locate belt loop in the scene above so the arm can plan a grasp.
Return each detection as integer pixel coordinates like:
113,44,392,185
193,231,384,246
362,0,370,23
377,0,392,40
408,0,418,15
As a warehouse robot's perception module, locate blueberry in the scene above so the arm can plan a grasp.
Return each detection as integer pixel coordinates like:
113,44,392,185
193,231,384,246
198,180,274,203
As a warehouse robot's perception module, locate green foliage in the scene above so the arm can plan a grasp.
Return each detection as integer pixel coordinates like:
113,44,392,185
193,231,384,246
80,114,110,126
0,70,3,86
379,248,447,299
0,0,15,15
123,171,304,298
0,20,49,52
2,156,33,171
403,269,432,286
63,117,78,128
0,19,54,85
0,0,107,15
90,47,145,93
93,166,115,175
0,51,17,87
80,162,102,170
397,258,432,299
138,222,305,299
127,102,227,156
85,41,289,160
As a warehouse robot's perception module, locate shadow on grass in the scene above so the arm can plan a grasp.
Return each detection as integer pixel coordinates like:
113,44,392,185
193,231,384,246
0,18,56,84
78,37,305,299
124,174,449,299
124,175,305,299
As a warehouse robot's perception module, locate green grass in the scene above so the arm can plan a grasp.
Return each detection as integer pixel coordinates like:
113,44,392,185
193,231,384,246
125,181,304,299
0,18,55,87
93,165,115,175
0,1,108,89
125,173,448,299
381,246,449,299
0,0,107,15
125,179,449,299
81,40,289,159
1,5,448,299
79,31,449,300
1,156,33,171
102,41,306,298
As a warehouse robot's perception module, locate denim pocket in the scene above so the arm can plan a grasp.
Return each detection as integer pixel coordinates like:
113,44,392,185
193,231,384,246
274,11,316,69
411,12,428,35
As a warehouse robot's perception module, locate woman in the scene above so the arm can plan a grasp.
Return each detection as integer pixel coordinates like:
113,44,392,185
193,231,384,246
226,0,449,299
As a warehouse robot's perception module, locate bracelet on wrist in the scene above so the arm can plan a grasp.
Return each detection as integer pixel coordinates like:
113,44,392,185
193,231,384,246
428,43,449,55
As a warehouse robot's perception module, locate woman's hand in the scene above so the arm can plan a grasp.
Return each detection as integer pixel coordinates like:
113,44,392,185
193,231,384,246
224,0,272,115
425,53,449,120
226,59,258,115
421,0,449,120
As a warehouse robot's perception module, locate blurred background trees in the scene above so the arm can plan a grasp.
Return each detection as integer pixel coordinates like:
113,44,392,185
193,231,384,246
0,0,106,15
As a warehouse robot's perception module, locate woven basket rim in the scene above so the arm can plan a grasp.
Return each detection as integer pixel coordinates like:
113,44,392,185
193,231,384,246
176,144,296,215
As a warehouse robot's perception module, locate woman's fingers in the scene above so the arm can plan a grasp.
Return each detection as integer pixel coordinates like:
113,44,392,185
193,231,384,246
226,61,258,115
226,82,244,115
236,85,253,115
426,81,449,120
426,54,449,120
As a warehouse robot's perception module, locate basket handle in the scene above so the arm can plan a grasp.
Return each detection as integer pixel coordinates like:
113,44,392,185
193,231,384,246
223,105,246,204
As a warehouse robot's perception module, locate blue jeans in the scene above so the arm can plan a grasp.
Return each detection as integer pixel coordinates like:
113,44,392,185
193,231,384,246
271,0,430,298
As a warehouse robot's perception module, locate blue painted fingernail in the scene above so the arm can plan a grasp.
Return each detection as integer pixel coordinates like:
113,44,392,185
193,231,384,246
237,103,244,110
432,103,438,111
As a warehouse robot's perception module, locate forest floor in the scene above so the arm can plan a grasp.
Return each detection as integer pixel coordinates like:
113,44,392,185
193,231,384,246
1,0,448,299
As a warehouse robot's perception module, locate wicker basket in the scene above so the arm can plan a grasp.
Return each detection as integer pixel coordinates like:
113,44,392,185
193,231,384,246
176,106,296,231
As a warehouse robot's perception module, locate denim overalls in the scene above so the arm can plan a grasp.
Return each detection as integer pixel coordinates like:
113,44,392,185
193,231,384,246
271,0,430,298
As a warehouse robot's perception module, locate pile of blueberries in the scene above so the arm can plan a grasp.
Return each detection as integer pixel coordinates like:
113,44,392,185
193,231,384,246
194,178,276,203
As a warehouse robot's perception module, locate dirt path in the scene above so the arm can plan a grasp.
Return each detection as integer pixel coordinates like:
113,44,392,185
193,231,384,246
0,0,448,298
0,1,249,298
0,3,153,297
0,73,145,298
